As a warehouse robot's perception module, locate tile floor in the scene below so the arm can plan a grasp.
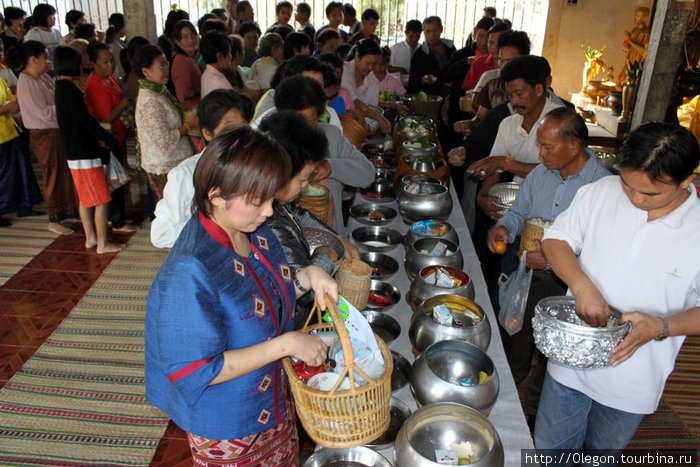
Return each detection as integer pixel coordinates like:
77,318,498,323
0,194,194,464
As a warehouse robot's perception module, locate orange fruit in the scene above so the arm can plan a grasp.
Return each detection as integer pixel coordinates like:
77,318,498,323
494,240,507,255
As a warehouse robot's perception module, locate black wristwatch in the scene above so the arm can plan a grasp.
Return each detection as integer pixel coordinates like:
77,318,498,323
654,317,669,341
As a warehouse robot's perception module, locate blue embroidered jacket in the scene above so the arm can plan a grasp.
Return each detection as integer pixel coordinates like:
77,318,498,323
145,213,296,440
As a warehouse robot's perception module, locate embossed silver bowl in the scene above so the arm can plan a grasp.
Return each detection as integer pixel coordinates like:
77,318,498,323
409,294,490,353
409,265,475,309
350,204,397,226
302,227,345,275
487,181,520,213
532,296,632,368
395,402,504,467
404,220,459,250
405,238,463,281
410,340,499,415
398,182,452,224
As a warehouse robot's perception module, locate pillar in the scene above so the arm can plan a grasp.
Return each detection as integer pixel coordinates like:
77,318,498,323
124,0,159,42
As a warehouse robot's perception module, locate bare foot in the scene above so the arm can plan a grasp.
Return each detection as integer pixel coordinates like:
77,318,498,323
85,238,97,249
49,222,73,235
112,224,138,233
96,242,124,254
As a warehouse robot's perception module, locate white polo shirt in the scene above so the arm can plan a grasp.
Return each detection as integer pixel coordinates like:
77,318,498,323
543,175,700,414
489,98,562,182
389,40,416,87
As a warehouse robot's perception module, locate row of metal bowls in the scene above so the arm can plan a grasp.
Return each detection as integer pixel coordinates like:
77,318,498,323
306,402,503,467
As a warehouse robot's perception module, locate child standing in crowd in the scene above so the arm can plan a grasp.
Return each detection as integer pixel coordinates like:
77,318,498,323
54,46,122,253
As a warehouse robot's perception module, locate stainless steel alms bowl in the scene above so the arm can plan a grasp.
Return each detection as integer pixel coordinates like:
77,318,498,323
352,226,403,253
374,165,396,182
391,350,411,392
364,396,412,450
398,115,434,142
360,252,399,280
396,174,442,203
404,220,459,250
394,402,504,467
409,265,475,309
410,340,499,415
409,294,491,353
405,154,445,173
487,181,520,213
533,296,631,368
398,182,453,224
359,180,395,202
405,238,463,281
303,446,392,467
401,140,439,157
361,309,401,344
366,279,401,312
349,204,397,226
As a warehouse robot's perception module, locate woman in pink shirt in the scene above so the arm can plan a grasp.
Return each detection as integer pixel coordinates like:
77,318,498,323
16,40,78,234
170,20,201,110
200,31,232,98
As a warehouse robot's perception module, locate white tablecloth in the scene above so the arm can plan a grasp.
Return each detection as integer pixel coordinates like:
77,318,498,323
346,183,534,466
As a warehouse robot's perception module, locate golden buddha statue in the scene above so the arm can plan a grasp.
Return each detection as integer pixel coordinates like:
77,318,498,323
619,7,651,84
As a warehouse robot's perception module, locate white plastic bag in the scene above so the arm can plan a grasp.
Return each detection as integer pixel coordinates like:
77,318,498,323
104,153,130,192
498,251,533,336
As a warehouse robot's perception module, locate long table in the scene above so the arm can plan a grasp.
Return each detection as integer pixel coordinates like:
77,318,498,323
345,182,534,466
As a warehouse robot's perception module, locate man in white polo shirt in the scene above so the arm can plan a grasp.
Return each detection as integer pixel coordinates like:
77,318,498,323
537,122,700,463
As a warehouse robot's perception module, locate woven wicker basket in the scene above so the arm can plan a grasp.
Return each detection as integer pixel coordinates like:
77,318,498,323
282,296,392,448
336,259,371,310
297,183,331,224
404,94,443,121
520,218,553,252
339,114,368,149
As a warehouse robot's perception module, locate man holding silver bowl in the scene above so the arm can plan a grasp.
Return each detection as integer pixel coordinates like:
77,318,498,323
486,107,609,430
537,122,700,463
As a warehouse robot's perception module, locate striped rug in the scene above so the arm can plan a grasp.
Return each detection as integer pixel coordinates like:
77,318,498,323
0,224,171,466
0,213,57,286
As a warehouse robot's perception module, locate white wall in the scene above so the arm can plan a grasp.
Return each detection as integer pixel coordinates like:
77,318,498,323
541,0,653,101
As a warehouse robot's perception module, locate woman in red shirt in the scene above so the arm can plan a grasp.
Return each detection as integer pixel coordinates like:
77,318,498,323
84,40,136,232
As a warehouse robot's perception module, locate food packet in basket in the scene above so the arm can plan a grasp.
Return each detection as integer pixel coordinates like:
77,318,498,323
323,296,380,353
333,337,385,386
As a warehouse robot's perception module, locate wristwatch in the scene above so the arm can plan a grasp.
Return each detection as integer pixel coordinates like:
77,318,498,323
654,317,669,341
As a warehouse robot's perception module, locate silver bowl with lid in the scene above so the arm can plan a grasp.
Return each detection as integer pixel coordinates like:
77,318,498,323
532,296,632,368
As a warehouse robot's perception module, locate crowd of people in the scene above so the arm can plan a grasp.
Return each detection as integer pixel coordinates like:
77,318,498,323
1,2,698,466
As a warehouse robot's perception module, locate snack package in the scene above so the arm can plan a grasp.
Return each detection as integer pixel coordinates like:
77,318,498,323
433,304,453,325
429,241,448,256
323,296,379,353
435,449,459,465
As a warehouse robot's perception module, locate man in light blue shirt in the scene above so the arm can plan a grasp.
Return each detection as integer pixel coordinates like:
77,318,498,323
486,107,610,428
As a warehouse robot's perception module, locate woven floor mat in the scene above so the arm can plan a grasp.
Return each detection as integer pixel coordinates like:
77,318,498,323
0,212,57,286
0,223,172,466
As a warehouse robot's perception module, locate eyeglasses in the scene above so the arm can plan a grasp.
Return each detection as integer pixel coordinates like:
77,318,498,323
153,60,170,70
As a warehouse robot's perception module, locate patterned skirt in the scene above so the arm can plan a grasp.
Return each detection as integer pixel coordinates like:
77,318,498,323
187,394,300,467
